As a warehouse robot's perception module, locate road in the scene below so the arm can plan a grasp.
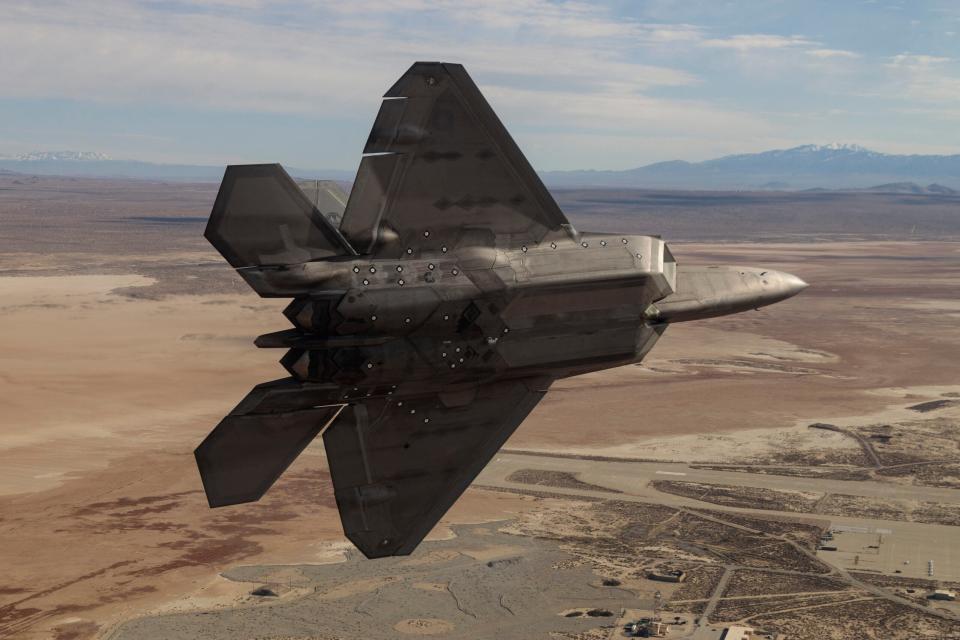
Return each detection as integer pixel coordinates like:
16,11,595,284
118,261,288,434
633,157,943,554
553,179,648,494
483,451,960,504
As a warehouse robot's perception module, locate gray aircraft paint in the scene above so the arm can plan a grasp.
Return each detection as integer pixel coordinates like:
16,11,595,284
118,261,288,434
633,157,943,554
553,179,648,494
194,62,807,559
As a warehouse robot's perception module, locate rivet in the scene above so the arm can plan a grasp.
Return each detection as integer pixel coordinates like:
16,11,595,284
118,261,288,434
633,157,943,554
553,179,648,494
362,278,370,285
370,315,377,321
503,328,509,334
455,347,461,353
428,263,436,270
581,241,589,248
398,279,405,286
441,246,448,253
369,266,376,273
396,265,403,272
452,269,459,275
600,240,607,246
622,238,628,244
423,417,430,423
450,363,456,368
459,357,464,363
409,409,416,414
353,266,360,273
424,230,430,237
521,245,528,252
366,363,373,369
550,242,557,249
398,401,403,406
406,248,413,254
443,314,450,320
636,253,642,260
441,352,447,357
404,317,411,323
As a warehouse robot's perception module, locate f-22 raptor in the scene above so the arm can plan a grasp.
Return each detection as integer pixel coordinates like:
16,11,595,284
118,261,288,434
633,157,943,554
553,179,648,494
195,62,807,558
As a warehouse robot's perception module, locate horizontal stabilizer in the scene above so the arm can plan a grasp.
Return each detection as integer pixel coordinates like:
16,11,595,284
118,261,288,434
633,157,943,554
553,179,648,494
194,381,344,507
206,164,356,272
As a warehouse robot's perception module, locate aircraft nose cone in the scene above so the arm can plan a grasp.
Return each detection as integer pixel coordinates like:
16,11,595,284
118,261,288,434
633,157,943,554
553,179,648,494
781,271,808,296
766,270,808,301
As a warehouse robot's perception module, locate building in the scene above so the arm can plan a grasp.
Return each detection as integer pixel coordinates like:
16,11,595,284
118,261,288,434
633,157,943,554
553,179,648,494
647,569,686,583
625,619,671,638
642,621,670,637
720,626,755,640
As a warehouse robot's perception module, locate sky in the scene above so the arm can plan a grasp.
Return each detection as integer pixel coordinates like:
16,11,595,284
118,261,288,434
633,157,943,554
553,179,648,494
1,0,958,170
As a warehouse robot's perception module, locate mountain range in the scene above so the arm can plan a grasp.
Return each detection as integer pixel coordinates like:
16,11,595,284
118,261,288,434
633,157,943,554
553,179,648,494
1,144,958,190
0,151,354,183
539,144,960,190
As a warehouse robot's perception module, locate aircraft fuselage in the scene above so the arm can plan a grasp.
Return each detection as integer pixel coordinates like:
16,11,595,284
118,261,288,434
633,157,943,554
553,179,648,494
250,232,805,395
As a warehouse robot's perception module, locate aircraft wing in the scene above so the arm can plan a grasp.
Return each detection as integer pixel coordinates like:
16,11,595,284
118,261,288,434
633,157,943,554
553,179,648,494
340,62,573,256
323,377,550,558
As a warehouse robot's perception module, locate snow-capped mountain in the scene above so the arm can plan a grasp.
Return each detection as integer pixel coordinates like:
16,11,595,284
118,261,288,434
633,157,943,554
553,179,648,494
2,151,112,162
541,144,960,190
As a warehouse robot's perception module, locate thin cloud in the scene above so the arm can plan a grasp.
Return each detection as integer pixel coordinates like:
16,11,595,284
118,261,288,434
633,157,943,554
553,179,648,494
1,0,955,167
886,53,960,105
888,53,952,66
487,84,771,141
699,34,816,51
0,0,698,113
807,48,860,58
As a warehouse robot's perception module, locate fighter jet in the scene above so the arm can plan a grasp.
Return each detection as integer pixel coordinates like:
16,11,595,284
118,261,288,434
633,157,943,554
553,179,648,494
195,62,807,558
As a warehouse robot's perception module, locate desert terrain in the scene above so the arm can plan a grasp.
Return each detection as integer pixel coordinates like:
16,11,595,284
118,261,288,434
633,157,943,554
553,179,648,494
1,175,960,639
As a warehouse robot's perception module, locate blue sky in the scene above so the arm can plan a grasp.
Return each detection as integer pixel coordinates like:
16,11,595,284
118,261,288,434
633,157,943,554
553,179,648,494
1,0,958,170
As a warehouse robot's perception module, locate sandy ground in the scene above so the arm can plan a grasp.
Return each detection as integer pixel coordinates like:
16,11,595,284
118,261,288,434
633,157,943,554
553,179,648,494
108,521,652,640
2,240,959,638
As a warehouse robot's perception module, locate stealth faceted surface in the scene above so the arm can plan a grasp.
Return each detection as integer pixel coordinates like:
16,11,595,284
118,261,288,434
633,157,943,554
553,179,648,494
195,61,808,559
